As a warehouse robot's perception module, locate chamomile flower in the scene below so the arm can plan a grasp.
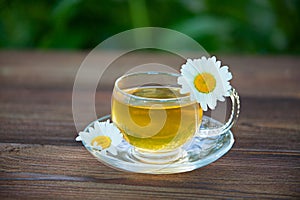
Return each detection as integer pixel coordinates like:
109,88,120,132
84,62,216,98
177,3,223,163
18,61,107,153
178,56,232,111
76,120,123,155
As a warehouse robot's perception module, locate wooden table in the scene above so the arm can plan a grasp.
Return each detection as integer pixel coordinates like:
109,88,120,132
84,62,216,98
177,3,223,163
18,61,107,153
0,51,299,199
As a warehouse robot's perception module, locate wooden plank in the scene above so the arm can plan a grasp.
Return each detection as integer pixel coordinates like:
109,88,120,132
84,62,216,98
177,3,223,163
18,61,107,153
1,52,300,97
0,143,299,199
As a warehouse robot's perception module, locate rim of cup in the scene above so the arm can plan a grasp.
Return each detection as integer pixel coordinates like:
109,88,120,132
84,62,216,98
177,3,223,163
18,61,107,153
114,71,195,103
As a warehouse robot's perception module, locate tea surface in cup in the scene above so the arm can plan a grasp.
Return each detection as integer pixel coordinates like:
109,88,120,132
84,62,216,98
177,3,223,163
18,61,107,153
112,86,202,152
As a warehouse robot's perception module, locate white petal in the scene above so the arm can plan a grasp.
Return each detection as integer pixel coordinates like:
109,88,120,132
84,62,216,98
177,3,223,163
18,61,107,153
178,76,187,87
226,83,232,91
200,56,207,62
205,93,213,110
210,56,217,63
200,101,208,111
220,66,232,81
79,131,93,138
112,135,123,146
93,146,102,151
188,59,201,74
180,84,190,94
220,65,229,73
107,147,117,155
102,124,113,136
88,127,94,134
216,61,221,69
218,95,225,102
75,136,82,141
208,96,217,110
227,72,233,80
94,121,102,134
180,87,190,94
224,90,231,97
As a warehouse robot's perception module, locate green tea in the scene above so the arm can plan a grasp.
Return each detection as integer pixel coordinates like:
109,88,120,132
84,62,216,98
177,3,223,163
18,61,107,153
112,87,202,151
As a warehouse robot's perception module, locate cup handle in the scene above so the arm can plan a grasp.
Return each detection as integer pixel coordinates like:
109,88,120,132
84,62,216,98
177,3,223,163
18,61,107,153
197,88,240,137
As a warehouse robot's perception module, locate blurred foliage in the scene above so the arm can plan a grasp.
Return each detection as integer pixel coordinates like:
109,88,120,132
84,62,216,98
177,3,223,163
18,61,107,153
0,0,299,54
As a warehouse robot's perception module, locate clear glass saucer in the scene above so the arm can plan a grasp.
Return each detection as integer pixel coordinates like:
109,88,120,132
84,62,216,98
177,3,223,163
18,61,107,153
81,115,234,174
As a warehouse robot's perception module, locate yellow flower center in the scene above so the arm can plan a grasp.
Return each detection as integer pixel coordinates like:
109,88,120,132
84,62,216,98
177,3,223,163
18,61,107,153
91,136,111,149
194,73,216,93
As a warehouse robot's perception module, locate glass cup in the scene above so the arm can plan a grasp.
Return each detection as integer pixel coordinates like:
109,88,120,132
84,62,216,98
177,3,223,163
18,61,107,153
111,72,239,164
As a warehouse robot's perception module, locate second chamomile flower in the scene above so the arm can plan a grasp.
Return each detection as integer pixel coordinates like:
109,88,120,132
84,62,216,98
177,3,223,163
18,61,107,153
76,120,123,155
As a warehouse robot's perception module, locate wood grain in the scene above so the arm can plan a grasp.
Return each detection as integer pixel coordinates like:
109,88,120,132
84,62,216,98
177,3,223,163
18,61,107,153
0,51,299,199
0,143,298,199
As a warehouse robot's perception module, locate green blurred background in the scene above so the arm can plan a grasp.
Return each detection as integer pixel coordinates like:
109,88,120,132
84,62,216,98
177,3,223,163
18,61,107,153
0,0,299,54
